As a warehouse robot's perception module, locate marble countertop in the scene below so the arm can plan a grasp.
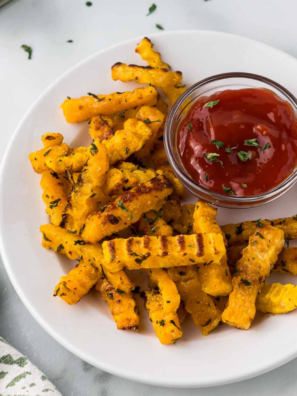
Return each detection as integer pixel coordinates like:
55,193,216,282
1,0,297,394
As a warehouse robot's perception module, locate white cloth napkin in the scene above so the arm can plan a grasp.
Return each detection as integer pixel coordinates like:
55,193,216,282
0,337,62,395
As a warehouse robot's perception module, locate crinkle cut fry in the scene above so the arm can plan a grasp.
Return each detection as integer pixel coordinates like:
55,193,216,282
111,62,183,88
28,133,69,174
193,200,232,297
96,277,139,330
222,226,284,330
60,86,158,123
168,266,221,335
222,215,297,246
102,233,226,273
257,282,297,314
103,118,152,165
40,171,68,226
46,118,153,174
135,37,186,105
145,269,182,344
228,245,297,276
54,259,100,305
134,106,165,159
64,140,109,233
81,175,173,244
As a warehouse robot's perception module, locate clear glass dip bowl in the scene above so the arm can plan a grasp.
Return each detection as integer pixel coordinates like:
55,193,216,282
164,72,297,209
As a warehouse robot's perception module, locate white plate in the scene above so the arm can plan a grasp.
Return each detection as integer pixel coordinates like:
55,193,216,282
1,30,297,388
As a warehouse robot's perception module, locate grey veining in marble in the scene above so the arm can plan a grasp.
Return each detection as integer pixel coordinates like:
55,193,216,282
2,0,297,394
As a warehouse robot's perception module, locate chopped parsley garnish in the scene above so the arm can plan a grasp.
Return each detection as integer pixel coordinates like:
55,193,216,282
147,3,157,15
57,244,64,253
244,138,259,147
107,293,114,300
222,186,236,195
116,289,126,294
187,121,192,131
188,245,195,248
143,118,161,124
42,232,51,242
21,44,33,59
74,240,87,245
90,142,98,155
225,147,236,153
86,2,92,6
285,235,290,248
205,173,210,182
242,183,247,188
241,279,252,286
235,223,243,235
49,198,61,209
87,92,104,101
126,147,130,154
255,232,264,239
170,320,181,330
89,193,96,198
117,201,128,212
238,151,251,162
129,213,133,220
260,142,271,151
111,254,115,260
50,171,59,180
156,24,164,30
159,319,165,327
150,226,159,234
256,219,262,227
211,139,225,149
67,40,73,43
203,100,220,108
203,153,224,167
44,149,52,157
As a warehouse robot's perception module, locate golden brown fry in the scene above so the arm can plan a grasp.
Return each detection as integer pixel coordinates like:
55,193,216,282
193,201,232,297
145,268,182,344
222,226,284,329
103,118,152,164
42,133,64,147
96,277,139,330
222,215,297,246
168,266,221,335
40,171,67,226
137,210,173,236
256,282,297,314
89,115,114,141
172,204,195,234
102,233,226,273
46,149,89,174
64,140,109,233
111,62,182,88
61,86,158,123
135,37,186,105
134,106,165,159
29,133,69,173
54,259,100,305
228,245,297,276
82,175,173,243
135,37,170,69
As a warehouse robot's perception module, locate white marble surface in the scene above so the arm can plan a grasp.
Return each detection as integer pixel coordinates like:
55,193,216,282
1,0,297,394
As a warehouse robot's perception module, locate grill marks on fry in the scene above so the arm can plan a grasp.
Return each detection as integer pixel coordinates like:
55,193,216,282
160,236,169,257
196,234,204,257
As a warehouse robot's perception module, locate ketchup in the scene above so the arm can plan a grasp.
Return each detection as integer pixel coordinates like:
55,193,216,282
177,88,297,197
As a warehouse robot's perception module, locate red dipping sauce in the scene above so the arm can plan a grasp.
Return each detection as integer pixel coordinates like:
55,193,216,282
177,88,297,197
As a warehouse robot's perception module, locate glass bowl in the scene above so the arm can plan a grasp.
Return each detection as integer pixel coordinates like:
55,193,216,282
164,72,297,209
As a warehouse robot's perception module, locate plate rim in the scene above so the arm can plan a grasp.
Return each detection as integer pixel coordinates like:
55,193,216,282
1,30,297,388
